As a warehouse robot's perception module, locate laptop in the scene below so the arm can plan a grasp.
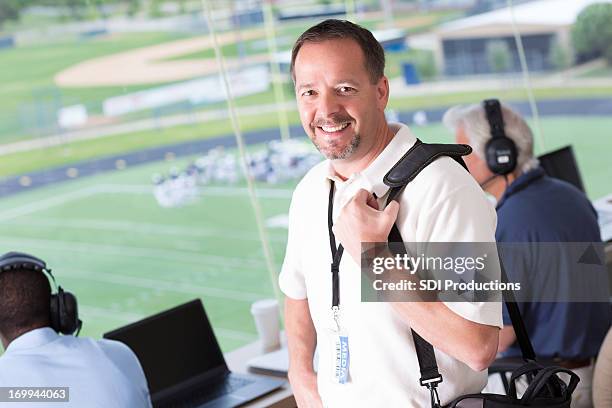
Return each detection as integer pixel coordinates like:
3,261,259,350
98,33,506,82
103,299,284,408
538,145,585,193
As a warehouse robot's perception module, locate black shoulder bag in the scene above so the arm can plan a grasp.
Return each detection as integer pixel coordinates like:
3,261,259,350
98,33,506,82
383,139,580,408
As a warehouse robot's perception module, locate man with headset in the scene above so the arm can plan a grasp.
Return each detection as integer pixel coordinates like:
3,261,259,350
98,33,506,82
443,100,611,407
0,251,152,407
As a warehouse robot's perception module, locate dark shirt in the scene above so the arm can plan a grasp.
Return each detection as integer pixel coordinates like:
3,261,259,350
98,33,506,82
496,167,611,359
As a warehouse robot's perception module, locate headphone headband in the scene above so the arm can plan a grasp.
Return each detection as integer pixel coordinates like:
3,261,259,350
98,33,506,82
0,251,47,272
0,251,81,336
482,99,518,176
483,99,507,140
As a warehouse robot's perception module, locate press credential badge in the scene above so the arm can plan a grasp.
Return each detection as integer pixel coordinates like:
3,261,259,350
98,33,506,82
329,327,350,384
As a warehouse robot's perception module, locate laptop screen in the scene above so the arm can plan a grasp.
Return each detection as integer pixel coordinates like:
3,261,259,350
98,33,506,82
538,146,585,193
104,299,226,396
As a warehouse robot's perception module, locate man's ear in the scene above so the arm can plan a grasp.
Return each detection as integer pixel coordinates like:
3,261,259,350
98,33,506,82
376,75,390,111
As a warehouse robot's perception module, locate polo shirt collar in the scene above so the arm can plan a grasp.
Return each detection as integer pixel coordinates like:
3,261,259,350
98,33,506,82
326,123,418,198
497,167,546,209
5,327,59,354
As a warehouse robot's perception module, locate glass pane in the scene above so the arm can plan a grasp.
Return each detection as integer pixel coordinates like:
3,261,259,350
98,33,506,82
1,0,609,358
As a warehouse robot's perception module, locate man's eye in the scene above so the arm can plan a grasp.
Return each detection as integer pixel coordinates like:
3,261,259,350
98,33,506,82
302,90,314,97
339,86,355,93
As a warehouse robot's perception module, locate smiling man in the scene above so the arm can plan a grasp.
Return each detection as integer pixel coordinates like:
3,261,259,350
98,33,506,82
279,20,502,407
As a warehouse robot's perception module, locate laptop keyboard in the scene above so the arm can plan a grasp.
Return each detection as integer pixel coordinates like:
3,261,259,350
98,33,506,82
161,376,255,408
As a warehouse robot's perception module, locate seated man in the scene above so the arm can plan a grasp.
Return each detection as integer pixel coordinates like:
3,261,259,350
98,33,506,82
443,101,611,408
0,252,151,407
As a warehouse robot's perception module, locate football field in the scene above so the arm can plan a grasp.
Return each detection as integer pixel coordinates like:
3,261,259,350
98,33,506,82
1,116,611,354
0,156,295,352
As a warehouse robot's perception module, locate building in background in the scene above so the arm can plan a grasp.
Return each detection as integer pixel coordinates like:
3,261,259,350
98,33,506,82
434,0,612,76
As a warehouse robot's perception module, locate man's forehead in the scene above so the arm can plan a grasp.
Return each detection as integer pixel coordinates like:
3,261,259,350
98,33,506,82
293,38,367,84
295,38,363,62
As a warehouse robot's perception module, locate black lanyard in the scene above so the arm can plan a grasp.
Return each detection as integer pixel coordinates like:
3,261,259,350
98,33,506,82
328,180,344,311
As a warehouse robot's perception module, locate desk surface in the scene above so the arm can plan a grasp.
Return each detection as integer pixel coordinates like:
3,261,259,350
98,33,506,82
225,340,295,408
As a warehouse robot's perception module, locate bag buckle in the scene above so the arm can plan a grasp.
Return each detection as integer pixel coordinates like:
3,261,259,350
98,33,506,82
420,376,443,408
420,375,443,387
428,385,441,408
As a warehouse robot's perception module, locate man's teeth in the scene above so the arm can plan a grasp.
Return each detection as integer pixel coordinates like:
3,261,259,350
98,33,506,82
321,123,349,133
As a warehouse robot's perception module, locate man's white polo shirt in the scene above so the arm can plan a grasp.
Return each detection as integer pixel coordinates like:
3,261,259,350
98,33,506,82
279,123,502,407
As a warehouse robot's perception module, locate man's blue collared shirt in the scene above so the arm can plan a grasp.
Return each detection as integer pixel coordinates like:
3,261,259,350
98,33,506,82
496,168,610,359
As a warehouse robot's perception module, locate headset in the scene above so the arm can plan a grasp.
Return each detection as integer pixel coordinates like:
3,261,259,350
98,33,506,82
0,252,82,336
483,99,518,176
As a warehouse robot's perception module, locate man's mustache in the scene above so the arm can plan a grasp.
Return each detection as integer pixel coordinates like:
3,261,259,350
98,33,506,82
310,114,354,128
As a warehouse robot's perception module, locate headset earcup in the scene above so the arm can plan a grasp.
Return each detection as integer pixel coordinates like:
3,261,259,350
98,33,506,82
485,137,518,175
57,288,79,335
50,294,61,333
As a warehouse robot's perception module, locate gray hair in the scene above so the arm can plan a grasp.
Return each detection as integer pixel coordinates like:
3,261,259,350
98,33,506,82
443,102,539,174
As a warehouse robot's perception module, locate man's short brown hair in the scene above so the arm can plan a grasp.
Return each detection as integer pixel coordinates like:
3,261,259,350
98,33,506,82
290,19,385,84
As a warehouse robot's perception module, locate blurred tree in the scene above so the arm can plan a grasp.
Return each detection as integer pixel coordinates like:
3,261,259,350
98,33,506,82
0,0,33,30
486,40,511,73
35,0,90,20
58,0,88,19
149,0,164,18
548,40,572,71
127,0,141,17
413,52,436,80
178,0,187,14
572,2,612,64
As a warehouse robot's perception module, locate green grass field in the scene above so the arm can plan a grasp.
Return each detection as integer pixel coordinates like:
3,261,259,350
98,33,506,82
0,31,190,142
2,116,611,198
0,114,611,357
0,153,295,353
2,7,612,359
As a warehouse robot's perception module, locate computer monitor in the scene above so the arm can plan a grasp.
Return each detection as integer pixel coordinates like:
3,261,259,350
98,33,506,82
537,145,585,193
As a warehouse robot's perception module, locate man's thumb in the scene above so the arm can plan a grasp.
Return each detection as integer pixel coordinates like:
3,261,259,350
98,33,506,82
384,200,400,220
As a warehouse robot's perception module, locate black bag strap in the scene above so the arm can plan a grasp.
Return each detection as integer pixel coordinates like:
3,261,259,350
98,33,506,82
507,361,543,399
385,139,471,203
382,138,538,407
383,139,472,408
500,261,537,361
520,366,580,403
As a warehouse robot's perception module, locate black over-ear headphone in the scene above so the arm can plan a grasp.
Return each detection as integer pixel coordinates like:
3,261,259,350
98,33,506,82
0,252,82,336
483,99,517,176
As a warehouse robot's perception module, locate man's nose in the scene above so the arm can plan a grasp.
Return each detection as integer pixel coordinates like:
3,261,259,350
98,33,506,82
316,91,340,118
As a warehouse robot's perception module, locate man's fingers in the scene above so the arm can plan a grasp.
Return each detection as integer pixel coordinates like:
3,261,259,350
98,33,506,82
366,193,379,210
352,189,370,203
352,189,380,210
383,200,400,220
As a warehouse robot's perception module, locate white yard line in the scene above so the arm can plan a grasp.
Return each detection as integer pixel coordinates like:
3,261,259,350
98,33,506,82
96,183,293,198
0,236,266,269
9,217,287,242
1,184,291,223
61,268,266,302
0,185,103,222
79,305,145,323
